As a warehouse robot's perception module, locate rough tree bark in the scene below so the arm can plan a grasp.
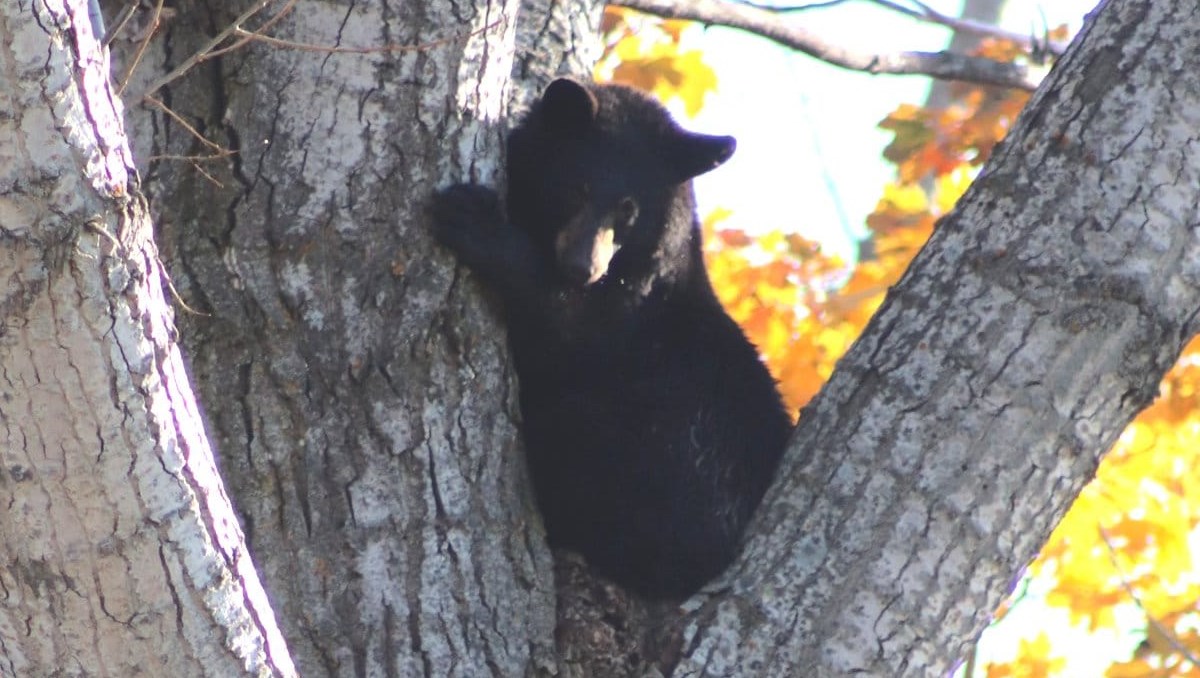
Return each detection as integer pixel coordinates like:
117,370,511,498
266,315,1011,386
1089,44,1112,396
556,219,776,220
116,0,601,675
4,0,1199,676
0,2,293,674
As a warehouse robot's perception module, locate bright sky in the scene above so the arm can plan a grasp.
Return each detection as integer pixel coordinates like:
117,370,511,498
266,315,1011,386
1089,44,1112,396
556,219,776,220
683,0,1101,264
677,1,1127,674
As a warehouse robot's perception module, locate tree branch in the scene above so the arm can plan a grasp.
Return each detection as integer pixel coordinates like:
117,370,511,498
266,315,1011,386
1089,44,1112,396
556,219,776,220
611,0,1041,91
865,0,1067,58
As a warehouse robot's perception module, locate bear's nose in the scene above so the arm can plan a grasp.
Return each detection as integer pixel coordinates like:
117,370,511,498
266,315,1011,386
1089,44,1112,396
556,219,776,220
557,224,616,287
561,252,605,286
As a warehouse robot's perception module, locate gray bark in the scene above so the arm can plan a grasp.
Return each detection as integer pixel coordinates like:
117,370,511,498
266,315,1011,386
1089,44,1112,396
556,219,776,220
116,0,600,675
0,1,293,675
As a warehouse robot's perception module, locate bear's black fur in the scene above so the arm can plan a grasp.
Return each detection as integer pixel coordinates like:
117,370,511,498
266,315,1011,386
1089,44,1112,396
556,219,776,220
431,78,792,599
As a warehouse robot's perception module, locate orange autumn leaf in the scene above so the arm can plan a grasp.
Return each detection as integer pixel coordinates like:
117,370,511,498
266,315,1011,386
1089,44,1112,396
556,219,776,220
597,7,717,117
985,634,1067,677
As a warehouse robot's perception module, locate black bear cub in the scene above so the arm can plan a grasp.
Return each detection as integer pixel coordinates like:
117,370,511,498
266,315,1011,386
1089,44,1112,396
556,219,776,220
432,78,792,599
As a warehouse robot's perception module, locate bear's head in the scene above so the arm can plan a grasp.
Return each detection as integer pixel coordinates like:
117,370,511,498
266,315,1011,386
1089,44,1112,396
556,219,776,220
507,78,735,288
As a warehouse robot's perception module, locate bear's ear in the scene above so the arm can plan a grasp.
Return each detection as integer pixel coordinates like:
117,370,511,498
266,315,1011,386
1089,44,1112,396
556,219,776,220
668,132,737,181
541,78,598,134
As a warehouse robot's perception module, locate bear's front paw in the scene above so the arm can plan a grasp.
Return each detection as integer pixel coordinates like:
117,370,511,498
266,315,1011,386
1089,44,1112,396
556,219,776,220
430,183,505,254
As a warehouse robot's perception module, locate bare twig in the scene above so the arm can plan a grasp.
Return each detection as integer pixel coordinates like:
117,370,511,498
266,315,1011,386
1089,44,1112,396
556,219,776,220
128,0,502,171
143,95,233,153
649,0,1068,62
612,0,1041,91
186,159,226,188
1098,527,1200,667
137,0,285,100
741,0,850,10
116,0,164,95
202,0,297,61
135,0,499,101
230,18,503,55
865,0,1067,58
147,153,236,163
160,264,211,316
102,0,139,47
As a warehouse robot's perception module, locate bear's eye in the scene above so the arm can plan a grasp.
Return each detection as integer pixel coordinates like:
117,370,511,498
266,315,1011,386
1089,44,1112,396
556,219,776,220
615,197,639,228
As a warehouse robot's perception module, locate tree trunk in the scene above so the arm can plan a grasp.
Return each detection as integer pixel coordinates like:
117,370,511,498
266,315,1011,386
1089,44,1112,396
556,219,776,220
5,0,1199,676
115,0,601,674
0,2,293,674
676,0,1200,674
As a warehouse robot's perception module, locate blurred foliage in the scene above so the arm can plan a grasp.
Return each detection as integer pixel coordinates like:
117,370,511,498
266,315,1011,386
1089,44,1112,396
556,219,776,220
598,13,1200,676
597,7,717,115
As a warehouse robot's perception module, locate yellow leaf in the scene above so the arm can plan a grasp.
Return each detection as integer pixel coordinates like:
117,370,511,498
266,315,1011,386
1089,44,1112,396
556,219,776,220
934,166,976,213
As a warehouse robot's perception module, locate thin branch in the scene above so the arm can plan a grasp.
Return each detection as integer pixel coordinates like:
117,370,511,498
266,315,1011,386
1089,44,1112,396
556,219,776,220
102,0,139,47
137,0,285,100
731,0,1067,59
135,0,500,101
159,261,212,315
187,159,225,188
126,0,504,178
143,95,232,153
1098,527,1200,668
742,0,850,10
147,153,236,163
865,0,1067,58
612,0,1041,91
115,0,164,95
202,0,297,61
230,18,503,55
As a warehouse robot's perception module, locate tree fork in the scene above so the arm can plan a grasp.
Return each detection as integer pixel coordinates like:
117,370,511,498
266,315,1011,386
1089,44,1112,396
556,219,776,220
678,1,1200,674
